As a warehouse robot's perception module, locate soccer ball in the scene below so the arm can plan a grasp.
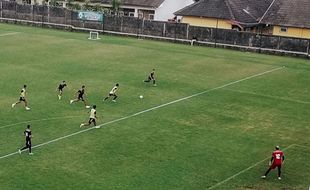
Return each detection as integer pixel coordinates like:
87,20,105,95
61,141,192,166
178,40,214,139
139,95,143,99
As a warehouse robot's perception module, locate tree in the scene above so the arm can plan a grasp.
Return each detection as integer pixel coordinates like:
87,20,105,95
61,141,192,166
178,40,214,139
82,0,91,11
111,0,121,15
49,0,59,6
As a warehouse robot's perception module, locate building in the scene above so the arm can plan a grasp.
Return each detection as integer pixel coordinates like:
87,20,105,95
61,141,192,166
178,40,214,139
19,0,193,21
259,0,310,39
174,0,272,31
89,0,194,21
175,0,310,39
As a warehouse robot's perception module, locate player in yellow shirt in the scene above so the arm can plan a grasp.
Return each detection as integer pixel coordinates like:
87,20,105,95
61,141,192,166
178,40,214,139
12,85,30,110
103,83,119,102
80,105,99,128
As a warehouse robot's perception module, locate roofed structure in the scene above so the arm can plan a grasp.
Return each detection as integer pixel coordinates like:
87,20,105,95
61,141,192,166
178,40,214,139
260,0,310,29
174,0,273,26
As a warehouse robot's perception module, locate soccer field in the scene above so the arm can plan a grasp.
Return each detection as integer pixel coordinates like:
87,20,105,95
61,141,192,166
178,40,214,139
0,23,309,190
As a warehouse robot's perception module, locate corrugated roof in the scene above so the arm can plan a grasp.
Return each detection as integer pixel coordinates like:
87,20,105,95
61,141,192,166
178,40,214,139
175,0,273,24
260,0,310,29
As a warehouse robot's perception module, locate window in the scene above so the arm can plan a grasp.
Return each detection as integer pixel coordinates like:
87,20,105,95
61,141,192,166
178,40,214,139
149,14,154,20
129,12,135,17
280,27,287,32
138,13,143,19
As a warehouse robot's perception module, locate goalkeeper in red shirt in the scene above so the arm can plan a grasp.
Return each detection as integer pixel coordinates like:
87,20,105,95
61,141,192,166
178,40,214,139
261,145,285,180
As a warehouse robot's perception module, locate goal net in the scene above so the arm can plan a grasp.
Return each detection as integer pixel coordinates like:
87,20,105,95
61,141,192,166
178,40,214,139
88,31,100,40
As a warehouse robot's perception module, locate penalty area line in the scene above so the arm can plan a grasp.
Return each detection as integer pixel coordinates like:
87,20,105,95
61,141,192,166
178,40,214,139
292,144,310,149
0,66,284,161
0,32,20,37
206,144,296,190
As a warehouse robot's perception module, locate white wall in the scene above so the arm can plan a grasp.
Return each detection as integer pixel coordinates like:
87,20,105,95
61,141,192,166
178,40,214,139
154,0,194,21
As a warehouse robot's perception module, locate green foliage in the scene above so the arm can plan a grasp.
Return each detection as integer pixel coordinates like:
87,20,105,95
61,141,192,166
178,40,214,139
49,0,60,7
111,0,121,14
82,0,91,11
69,3,81,10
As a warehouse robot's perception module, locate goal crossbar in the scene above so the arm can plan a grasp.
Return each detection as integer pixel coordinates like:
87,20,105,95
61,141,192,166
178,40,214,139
88,31,100,40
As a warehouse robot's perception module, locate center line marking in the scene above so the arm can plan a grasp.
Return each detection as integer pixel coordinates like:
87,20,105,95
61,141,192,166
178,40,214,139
0,66,284,160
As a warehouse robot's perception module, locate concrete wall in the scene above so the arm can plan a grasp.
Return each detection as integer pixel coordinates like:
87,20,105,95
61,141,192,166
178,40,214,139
181,16,232,29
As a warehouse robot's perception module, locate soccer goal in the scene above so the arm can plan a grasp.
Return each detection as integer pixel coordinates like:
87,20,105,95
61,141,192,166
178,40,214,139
88,31,100,40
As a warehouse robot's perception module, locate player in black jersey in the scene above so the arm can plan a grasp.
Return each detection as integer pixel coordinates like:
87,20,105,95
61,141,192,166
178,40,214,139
144,69,156,86
70,85,90,108
57,81,67,100
19,125,33,155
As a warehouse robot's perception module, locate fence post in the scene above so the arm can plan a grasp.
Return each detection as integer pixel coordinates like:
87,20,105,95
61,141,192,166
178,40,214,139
42,5,44,27
163,22,166,37
101,13,104,32
15,2,17,21
307,39,310,57
118,16,121,32
31,4,34,21
186,24,189,39
0,0,2,18
141,18,144,36
64,8,66,25
174,22,177,42
277,36,281,49
47,5,50,23
136,17,140,38
214,19,218,47
259,26,263,53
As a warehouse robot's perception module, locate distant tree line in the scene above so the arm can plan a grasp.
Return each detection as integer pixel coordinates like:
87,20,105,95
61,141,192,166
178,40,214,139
48,0,121,15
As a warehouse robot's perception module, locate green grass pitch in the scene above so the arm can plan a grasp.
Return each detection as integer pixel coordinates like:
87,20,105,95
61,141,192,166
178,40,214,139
0,23,309,190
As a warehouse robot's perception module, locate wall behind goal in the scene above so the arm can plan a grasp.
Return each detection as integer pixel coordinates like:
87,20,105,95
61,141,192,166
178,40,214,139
0,0,309,58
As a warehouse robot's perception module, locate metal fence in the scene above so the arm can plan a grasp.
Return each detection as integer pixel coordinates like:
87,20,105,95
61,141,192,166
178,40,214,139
0,0,309,58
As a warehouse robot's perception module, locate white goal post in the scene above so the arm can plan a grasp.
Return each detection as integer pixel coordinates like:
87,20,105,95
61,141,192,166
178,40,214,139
88,31,100,40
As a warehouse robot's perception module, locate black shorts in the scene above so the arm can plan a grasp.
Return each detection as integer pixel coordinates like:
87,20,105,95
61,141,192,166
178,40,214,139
78,95,84,101
148,76,154,80
19,97,26,102
88,118,96,124
26,139,31,147
109,93,116,96
58,88,63,92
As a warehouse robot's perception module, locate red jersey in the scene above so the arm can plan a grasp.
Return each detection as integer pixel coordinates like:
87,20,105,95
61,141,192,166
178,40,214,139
272,150,284,165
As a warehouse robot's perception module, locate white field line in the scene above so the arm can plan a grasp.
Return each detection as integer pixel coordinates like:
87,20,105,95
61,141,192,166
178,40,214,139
0,116,83,130
293,144,310,149
206,144,301,190
0,32,19,37
0,67,284,160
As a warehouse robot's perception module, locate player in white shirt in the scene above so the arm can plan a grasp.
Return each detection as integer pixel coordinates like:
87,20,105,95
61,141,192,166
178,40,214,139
80,105,99,128
12,85,30,110
103,83,119,102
